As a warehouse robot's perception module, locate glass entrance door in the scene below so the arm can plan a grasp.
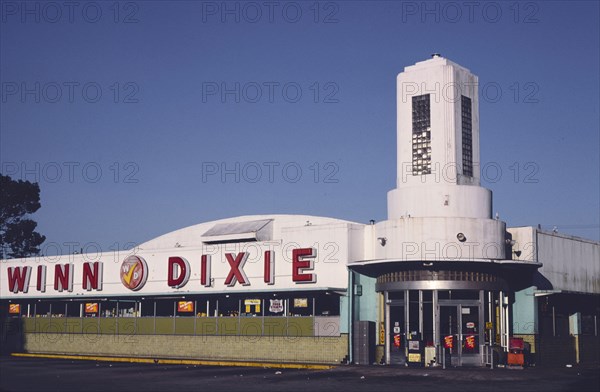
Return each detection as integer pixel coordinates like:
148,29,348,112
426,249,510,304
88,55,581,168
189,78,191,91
439,304,481,366
440,305,459,366
460,305,480,366
389,305,406,365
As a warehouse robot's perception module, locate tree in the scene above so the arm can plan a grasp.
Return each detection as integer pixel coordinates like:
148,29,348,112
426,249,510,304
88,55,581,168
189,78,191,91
0,174,46,259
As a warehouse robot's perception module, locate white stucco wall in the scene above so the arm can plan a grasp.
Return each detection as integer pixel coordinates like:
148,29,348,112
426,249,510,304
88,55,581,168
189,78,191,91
508,227,600,294
536,231,600,294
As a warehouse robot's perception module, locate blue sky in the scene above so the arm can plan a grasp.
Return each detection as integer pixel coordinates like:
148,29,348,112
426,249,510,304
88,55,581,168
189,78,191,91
1,0,599,254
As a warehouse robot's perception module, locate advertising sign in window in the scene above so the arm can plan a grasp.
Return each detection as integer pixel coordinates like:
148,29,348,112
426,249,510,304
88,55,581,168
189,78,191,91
177,301,194,312
244,299,261,313
294,298,308,308
465,335,476,350
269,299,283,313
444,335,454,349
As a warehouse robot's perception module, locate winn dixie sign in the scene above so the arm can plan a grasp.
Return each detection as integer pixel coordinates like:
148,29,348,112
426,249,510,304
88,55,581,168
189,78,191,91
2,246,341,298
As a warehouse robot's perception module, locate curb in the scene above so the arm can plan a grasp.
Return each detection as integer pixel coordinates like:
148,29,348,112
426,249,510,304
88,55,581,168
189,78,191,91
10,353,334,370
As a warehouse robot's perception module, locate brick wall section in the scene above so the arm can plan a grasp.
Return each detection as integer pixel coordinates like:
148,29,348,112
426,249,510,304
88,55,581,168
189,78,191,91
22,333,348,364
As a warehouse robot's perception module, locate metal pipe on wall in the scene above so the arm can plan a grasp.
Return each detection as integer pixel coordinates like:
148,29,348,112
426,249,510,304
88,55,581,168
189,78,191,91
348,270,354,364
499,291,505,348
432,290,438,362
418,290,423,337
405,290,410,339
504,294,509,350
552,306,556,336
488,291,493,344
384,291,390,365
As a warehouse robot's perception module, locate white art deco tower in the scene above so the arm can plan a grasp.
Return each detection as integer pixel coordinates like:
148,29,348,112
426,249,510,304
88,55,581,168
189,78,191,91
388,54,490,220
376,55,506,261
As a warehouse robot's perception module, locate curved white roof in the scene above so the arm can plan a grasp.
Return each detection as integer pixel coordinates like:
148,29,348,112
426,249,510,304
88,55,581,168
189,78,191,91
138,214,363,250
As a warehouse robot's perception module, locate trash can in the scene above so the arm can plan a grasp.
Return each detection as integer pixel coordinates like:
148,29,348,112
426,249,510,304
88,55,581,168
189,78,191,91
507,337,525,368
424,346,436,367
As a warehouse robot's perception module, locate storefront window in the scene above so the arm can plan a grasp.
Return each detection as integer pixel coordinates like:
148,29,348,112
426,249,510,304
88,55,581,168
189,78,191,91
194,300,206,317
439,290,480,300
388,291,404,300
314,293,340,316
34,301,65,317
117,301,136,317
438,290,450,300
422,292,434,345
218,296,240,317
101,301,117,317
11,294,339,320
155,299,174,317
139,299,156,317
65,302,80,317
290,297,312,316
408,290,419,335
5,301,39,317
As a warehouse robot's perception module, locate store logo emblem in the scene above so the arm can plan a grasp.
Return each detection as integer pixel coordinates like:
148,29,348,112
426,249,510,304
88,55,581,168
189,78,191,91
120,255,148,291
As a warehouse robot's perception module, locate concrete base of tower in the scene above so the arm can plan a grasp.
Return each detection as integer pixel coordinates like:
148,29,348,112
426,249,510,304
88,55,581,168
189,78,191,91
371,216,507,261
387,184,492,220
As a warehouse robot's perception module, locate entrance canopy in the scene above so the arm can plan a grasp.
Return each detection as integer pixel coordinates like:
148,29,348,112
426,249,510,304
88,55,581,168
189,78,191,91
349,259,541,292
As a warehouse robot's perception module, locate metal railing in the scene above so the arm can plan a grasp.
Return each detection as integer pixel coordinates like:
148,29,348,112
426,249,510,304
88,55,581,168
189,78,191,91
482,344,494,369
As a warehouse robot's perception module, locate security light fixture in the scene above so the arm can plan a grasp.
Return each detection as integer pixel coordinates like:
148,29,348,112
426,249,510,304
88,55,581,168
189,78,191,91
377,237,387,246
457,233,466,242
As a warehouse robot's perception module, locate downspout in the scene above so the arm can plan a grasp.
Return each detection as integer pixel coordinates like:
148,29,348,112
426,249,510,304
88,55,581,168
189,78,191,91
348,269,353,364
535,227,539,263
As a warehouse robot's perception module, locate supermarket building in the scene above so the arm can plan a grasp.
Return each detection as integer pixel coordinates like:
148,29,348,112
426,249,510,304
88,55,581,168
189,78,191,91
1,56,598,366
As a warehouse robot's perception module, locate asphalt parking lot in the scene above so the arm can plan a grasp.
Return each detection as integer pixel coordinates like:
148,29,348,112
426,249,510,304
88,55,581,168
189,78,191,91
0,356,598,392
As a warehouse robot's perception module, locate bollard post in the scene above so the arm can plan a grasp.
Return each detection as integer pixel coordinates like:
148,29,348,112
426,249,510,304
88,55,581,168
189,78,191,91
442,346,446,369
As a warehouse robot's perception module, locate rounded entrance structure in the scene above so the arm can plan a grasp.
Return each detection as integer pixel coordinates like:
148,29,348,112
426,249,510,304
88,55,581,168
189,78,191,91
352,259,538,367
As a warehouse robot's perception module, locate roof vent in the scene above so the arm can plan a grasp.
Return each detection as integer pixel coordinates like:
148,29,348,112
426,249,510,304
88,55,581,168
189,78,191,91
202,219,273,244
431,53,441,58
